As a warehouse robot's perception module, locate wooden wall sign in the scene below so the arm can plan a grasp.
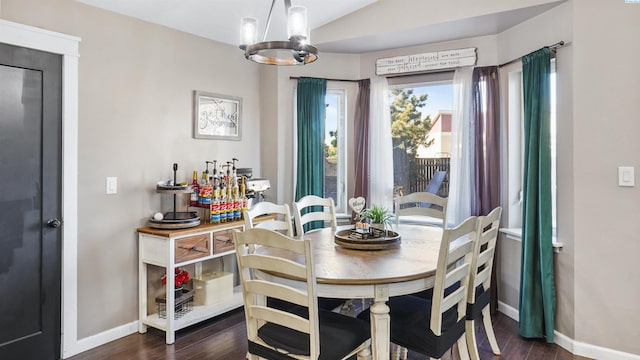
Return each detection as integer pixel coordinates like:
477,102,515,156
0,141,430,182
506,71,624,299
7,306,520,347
376,48,476,76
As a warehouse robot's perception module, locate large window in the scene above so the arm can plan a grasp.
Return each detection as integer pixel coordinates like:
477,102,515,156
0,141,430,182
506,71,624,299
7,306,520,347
388,81,453,197
506,60,557,233
324,89,347,213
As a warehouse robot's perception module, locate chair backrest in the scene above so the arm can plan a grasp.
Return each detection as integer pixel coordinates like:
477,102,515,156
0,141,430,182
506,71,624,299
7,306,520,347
243,201,294,237
394,191,448,226
468,207,502,304
430,216,478,335
233,228,321,358
292,195,337,237
425,170,447,195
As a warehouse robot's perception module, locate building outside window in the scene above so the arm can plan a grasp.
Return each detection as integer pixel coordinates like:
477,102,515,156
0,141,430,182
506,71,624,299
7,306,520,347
389,81,453,197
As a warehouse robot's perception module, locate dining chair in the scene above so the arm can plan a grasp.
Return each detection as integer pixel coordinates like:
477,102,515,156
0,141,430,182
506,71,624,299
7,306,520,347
398,208,503,360
465,206,503,360
394,191,448,227
243,201,294,237
233,228,372,360
292,195,337,237
292,195,346,311
358,216,478,360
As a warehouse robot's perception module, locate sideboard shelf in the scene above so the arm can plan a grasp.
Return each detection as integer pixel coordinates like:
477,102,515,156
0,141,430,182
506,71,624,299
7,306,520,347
140,286,243,332
137,219,259,344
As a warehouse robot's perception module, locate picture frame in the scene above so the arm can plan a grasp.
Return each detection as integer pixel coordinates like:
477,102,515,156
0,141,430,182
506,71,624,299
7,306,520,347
193,91,242,140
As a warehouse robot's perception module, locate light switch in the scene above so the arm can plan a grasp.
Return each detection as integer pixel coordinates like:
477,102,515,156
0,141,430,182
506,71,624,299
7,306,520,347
618,167,635,187
106,176,118,194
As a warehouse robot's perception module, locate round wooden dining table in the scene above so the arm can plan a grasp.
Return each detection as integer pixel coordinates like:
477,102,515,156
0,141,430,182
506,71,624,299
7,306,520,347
256,224,444,360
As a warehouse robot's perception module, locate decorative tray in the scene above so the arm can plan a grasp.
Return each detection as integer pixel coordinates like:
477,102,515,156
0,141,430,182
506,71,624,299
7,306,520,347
148,211,201,229
156,181,192,194
334,228,401,250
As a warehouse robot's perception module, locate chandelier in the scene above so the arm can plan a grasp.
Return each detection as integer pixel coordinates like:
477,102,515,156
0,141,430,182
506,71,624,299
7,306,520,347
239,0,318,65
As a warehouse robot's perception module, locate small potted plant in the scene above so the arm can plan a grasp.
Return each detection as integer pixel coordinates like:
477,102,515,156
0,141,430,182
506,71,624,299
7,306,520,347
360,204,393,234
161,267,190,299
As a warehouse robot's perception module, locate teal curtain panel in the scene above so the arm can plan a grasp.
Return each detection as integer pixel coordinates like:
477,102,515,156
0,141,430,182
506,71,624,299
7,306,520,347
519,47,556,342
295,78,327,232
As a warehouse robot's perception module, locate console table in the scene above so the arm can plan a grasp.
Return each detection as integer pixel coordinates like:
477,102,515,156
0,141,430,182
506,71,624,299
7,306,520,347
137,217,270,344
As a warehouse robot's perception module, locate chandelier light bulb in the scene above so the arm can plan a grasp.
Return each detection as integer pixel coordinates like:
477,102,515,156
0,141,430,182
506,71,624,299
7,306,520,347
240,17,258,48
287,6,308,39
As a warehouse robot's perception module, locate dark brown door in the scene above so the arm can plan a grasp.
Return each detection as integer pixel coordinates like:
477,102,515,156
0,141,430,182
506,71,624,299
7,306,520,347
0,42,62,359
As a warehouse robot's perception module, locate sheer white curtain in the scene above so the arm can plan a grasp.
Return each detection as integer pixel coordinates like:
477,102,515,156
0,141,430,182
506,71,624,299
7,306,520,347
447,67,474,227
368,77,394,211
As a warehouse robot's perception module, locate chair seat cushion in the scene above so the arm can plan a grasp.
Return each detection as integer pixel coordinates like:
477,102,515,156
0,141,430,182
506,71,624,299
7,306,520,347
357,295,464,358
466,285,490,320
256,308,370,360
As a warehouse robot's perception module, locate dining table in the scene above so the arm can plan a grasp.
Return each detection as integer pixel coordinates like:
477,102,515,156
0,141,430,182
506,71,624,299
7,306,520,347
255,223,444,360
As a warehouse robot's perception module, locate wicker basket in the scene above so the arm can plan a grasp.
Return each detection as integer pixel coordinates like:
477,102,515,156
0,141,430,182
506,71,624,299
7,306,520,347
156,289,194,319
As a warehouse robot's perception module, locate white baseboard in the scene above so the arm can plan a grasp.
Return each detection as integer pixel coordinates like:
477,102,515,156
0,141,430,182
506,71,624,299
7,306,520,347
63,321,139,358
571,339,640,360
497,301,640,360
497,300,519,321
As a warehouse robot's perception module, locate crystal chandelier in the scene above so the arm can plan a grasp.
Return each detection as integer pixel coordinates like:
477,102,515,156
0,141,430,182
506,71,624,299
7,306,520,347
239,0,318,65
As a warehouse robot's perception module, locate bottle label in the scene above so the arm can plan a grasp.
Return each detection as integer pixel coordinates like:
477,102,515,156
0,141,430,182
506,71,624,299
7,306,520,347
201,186,213,205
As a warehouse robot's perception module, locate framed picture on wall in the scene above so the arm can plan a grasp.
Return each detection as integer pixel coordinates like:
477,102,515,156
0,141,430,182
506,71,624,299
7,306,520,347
193,91,242,140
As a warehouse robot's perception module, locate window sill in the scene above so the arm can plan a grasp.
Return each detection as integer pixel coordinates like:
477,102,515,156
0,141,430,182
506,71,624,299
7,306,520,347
499,228,564,253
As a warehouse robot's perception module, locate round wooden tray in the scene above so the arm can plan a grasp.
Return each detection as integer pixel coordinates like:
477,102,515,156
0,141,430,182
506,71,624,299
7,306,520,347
148,212,201,229
156,183,192,194
334,228,401,250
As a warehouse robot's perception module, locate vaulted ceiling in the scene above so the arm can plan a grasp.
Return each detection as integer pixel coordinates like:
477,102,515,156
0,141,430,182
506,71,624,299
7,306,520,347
75,0,565,53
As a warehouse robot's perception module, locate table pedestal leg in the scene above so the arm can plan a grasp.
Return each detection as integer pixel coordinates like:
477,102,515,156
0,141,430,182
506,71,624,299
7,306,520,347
370,286,390,360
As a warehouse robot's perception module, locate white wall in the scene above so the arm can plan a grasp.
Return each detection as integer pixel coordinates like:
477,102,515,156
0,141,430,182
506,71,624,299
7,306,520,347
572,0,640,356
497,1,640,357
1,0,262,341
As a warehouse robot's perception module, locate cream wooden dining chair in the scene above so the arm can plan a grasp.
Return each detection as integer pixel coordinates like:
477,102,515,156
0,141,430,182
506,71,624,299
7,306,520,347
292,195,337,237
394,191,448,227
399,208,503,360
292,195,346,311
243,201,294,237
466,206,503,360
358,216,478,360
233,228,372,360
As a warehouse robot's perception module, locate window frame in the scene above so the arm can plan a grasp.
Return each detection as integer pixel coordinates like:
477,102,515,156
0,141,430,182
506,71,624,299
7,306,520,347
503,59,558,242
325,88,347,213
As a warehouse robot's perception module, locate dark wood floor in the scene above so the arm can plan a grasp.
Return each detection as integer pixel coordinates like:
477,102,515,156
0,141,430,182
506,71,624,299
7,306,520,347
69,308,591,360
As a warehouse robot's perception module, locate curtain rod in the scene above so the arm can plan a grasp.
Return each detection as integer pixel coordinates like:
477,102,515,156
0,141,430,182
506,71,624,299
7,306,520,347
499,41,566,68
289,76,360,83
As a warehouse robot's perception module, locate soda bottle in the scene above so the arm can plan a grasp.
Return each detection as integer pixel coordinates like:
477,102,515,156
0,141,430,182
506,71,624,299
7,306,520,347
240,176,248,219
210,188,221,224
219,180,227,223
190,170,200,207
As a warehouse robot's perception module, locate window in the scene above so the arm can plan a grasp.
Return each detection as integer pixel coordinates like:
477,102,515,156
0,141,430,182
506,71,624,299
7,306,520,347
505,60,557,235
388,80,453,197
292,87,347,213
324,89,347,213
